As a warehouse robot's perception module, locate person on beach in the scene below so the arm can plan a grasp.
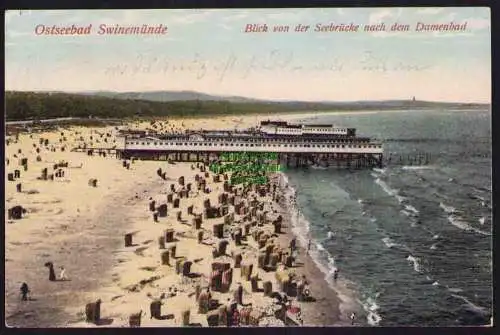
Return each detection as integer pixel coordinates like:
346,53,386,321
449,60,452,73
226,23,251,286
333,268,339,281
59,266,67,281
44,262,56,281
290,238,297,254
231,308,240,327
20,282,30,301
206,288,212,302
297,275,309,301
350,312,356,325
307,239,312,253
235,283,244,305
297,311,304,326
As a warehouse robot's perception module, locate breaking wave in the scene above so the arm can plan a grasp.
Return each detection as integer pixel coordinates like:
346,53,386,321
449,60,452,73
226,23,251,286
406,255,423,273
439,202,491,236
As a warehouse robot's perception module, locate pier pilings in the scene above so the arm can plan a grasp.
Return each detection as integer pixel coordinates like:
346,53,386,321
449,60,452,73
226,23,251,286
116,150,384,169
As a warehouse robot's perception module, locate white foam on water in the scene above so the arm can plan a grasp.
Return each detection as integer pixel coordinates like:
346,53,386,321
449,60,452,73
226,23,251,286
439,202,490,235
361,296,382,326
447,287,464,293
374,178,406,204
432,281,440,286
400,209,411,217
327,231,335,239
430,243,438,250
406,255,423,273
279,173,363,320
439,202,456,214
405,204,419,215
401,165,433,170
316,243,325,251
450,294,490,316
448,215,491,236
358,199,364,204
372,168,386,174
395,195,406,204
311,165,327,170
381,237,399,249
479,217,486,225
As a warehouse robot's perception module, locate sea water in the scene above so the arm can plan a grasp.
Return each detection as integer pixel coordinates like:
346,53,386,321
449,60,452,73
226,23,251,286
283,109,492,326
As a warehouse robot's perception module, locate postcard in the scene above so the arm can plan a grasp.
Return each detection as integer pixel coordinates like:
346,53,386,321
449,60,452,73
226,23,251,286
4,7,491,328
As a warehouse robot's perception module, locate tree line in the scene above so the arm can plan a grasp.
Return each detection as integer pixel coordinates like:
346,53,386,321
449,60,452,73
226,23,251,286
5,91,337,121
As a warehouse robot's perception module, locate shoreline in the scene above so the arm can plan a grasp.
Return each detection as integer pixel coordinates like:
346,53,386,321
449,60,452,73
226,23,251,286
276,173,361,327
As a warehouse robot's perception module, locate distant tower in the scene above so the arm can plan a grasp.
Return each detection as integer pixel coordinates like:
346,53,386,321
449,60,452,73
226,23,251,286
412,96,416,102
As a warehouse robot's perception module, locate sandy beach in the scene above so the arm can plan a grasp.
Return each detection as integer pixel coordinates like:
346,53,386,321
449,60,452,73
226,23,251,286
5,114,354,327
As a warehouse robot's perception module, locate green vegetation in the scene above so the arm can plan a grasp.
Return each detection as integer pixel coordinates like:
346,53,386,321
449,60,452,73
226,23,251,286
5,91,326,121
5,91,489,122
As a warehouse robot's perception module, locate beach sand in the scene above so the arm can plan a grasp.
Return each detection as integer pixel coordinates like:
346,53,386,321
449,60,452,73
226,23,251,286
4,114,352,327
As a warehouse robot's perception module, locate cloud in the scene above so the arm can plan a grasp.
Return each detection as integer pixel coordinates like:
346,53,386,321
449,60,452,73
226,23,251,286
221,11,250,22
366,8,404,38
171,10,213,25
265,11,307,21
264,8,322,22
368,8,402,24
416,8,444,15
442,12,457,21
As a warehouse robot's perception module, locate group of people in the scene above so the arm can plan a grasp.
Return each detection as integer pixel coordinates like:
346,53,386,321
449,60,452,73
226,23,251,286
20,264,69,302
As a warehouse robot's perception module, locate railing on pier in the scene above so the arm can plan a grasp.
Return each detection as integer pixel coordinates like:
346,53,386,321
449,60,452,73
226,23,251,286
122,139,383,155
71,147,118,153
384,152,433,166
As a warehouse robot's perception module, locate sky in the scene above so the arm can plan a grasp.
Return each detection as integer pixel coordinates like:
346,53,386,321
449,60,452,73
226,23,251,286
5,8,491,103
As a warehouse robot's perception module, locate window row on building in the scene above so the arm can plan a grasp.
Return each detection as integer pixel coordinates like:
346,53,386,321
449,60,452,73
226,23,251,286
264,128,348,134
159,137,370,144
125,141,382,149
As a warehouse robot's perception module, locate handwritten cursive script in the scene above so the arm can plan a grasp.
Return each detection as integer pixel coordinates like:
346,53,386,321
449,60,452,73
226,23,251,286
103,49,434,81
360,50,432,72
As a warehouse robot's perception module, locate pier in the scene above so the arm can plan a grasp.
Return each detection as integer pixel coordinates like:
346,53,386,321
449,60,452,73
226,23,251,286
107,121,384,169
